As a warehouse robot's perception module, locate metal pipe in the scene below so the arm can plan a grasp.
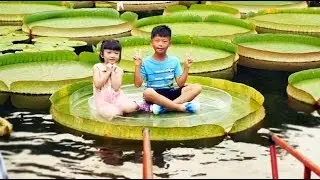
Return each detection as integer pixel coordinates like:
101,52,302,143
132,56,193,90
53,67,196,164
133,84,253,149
271,135,320,177
270,141,279,179
143,128,153,179
304,166,311,179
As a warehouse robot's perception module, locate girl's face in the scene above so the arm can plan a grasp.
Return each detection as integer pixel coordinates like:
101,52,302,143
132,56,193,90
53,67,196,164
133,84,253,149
101,49,120,64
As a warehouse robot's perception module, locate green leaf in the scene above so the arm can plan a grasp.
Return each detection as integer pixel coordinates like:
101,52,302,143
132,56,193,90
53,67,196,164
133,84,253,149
287,68,320,105
50,75,265,140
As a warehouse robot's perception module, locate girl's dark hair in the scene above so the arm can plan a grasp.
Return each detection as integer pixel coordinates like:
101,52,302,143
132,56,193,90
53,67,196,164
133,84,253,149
99,39,122,63
151,25,171,39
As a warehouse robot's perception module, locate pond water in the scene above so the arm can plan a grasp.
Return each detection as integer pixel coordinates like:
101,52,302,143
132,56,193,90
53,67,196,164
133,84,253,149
1,66,320,179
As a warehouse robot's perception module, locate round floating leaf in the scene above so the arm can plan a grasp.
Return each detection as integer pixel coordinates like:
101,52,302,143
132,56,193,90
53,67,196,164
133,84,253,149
22,8,138,45
163,4,241,18
232,33,320,71
0,117,12,136
0,80,9,104
0,1,69,25
0,26,21,35
32,37,87,47
64,1,94,9
0,42,13,52
248,8,320,36
50,74,265,140
98,1,179,11
206,1,308,17
0,50,92,109
86,35,238,78
287,68,320,106
132,14,256,41
0,33,29,44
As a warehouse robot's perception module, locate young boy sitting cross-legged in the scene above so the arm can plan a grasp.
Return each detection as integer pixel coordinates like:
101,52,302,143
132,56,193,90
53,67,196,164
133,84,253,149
133,25,202,114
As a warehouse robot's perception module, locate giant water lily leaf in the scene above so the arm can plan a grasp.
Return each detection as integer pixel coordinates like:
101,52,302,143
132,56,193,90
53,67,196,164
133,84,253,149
22,8,138,45
206,1,307,17
0,51,92,109
0,1,69,25
63,1,95,9
50,74,265,140
163,4,241,18
287,68,320,106
132,14,256,41
0,33,29,44
32,37,87,47
0,26,21,35
84,35,238,78
98,1,179,11
248,8,320,36
0,80,9,104
232,33,320,71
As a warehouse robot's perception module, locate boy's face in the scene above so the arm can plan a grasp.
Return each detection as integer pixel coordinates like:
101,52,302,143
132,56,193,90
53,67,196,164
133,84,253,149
150,35,171,55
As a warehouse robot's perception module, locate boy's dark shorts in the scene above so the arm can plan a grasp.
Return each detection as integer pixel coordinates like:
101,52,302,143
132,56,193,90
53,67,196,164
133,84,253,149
145,87,184,104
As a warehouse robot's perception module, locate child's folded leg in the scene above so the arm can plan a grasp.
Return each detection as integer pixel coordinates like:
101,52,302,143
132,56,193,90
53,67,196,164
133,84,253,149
115,95,139,114
95,101,122,117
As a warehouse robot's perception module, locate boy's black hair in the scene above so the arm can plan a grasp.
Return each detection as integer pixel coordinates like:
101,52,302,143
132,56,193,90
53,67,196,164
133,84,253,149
151,25,171,39
99,39,122,63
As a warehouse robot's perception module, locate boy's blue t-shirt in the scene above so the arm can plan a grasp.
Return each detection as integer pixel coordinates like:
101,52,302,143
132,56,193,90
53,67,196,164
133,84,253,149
140,55,183,89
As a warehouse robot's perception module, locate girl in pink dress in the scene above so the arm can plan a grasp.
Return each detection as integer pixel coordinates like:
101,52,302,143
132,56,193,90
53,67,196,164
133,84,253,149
93,39,139,118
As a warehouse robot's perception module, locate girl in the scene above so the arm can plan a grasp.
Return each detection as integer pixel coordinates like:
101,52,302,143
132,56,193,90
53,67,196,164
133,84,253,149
93,39,139,117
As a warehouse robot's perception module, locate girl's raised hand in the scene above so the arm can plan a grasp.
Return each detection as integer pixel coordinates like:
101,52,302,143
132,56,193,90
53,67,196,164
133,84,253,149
133,49,142,67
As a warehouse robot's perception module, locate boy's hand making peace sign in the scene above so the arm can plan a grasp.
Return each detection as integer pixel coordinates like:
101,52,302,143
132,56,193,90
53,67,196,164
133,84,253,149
184,51,193,69
133,49,142,67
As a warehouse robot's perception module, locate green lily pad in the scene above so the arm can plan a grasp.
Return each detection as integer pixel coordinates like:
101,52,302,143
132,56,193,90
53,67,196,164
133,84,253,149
0,50,92,109
287,68,320,106
64,1,95,9
206,1,308,17
0,33,29,44
32,37,87,47
0,1,69,25
248,8,320,36
85,35,238,79
98,1,179,11
0,26,21,35
22,8,138,45
232,33,320,71
50,74,265,140
163,4,241,18
132,14,256,41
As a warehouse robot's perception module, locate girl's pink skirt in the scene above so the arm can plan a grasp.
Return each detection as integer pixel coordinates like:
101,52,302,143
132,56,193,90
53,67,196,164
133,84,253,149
92,87,134,117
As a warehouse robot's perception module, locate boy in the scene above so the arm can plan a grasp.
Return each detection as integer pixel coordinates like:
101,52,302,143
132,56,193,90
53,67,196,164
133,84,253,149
133,25,202,114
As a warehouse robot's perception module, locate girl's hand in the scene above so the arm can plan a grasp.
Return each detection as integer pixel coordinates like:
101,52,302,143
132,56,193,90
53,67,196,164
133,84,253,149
105,63,113,71
133,49,142,67
114,67,123,74
184,51,193,69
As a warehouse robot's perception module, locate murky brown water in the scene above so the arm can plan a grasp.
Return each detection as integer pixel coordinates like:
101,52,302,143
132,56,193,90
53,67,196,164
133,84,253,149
1,66,320,179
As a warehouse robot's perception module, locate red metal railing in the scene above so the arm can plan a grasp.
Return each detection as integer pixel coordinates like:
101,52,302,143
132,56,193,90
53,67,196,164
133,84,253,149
142,128,153,179
259,128,320,179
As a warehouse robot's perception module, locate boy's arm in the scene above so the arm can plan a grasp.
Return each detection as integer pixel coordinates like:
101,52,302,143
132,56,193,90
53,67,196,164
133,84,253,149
176,55,192,87
111,66,123,91
93,64,111,89
133,51,144,87
134,65,144,87
176,66,189,87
